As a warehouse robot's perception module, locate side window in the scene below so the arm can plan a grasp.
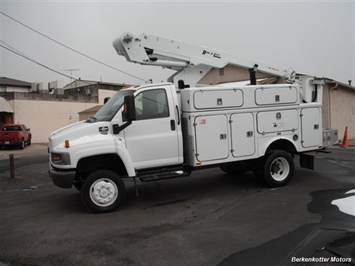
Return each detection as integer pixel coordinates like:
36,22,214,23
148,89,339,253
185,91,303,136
135,89,169,120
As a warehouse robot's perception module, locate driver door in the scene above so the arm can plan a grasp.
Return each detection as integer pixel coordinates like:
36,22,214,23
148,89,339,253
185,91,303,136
123,86,182,169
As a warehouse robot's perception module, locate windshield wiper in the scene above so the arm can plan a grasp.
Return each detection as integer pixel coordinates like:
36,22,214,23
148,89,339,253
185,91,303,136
86,116,98,123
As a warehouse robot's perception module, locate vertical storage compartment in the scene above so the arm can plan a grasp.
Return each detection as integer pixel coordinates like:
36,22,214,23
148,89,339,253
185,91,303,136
194,115,229,162
301,107,322,148
230,113,255,157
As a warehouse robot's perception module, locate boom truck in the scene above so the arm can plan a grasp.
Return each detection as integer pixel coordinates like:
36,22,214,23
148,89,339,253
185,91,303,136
49,32,337,212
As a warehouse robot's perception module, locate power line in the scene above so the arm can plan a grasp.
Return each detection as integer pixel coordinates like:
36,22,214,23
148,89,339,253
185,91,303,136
0,11,147,82
0,40,91,84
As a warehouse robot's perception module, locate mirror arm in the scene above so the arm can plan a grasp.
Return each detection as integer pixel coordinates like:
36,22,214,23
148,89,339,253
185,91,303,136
113,121,132,134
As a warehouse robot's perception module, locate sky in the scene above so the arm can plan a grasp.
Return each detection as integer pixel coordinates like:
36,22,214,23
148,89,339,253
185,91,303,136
0,0,354,87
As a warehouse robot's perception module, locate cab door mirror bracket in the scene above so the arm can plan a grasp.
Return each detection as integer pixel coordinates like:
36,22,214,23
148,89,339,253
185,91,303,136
113,95,136,134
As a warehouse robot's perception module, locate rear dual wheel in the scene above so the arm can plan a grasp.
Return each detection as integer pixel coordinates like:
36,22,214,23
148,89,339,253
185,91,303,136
255,150,294,187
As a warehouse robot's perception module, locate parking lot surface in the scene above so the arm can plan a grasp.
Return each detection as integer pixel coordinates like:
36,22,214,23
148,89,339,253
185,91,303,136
0,143,354,266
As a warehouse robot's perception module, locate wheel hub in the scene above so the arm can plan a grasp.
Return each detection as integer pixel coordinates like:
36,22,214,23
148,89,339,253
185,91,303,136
271,162,281,175
90,179,118,206
269,157,289,181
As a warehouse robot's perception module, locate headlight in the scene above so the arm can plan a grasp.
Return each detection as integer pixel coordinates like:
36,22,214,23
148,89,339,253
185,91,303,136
51,152,71,165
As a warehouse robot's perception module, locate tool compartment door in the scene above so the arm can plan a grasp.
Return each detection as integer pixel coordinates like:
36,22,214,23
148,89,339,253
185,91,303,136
255,86,298,105
194,115,229,162
230,113,255,157
257,109,299,134
194,89,243,109
301,107,322,148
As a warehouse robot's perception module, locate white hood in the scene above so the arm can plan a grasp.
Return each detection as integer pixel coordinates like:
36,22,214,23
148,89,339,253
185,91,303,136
49,120,113,151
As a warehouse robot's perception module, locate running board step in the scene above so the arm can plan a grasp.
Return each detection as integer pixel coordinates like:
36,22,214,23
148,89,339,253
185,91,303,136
138,168,190,182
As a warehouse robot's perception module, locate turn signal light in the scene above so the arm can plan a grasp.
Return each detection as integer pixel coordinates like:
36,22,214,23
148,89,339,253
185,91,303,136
52,154,62,161
65,140,70,148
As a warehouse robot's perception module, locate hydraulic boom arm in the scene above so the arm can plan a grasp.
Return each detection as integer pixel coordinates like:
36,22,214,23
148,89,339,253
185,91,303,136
113,32,296,87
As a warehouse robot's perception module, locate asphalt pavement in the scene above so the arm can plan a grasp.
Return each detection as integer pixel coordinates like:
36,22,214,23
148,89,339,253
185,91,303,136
0,142,354,266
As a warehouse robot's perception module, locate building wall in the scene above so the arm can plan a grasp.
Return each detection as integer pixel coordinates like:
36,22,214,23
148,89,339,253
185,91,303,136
2,92,98,143
329,85,355,140
64,85,120,105
198,65,272,85
13,100,97,143
98,89,118,104
78,106,102,121
0,86,30,93
322,84,331,129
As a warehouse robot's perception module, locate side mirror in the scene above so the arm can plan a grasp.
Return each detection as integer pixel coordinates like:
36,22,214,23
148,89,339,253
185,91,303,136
122,95,136,122
113,95,136,135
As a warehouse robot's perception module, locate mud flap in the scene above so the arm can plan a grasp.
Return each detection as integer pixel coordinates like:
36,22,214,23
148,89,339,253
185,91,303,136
300,154,314,170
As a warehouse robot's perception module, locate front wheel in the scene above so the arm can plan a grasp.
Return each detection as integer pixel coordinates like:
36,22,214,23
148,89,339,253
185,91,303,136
262,150,294,187
81,170,126,213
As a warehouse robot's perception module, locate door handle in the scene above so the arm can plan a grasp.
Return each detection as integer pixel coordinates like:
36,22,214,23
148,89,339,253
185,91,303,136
170,120,176,131
176,105,181,125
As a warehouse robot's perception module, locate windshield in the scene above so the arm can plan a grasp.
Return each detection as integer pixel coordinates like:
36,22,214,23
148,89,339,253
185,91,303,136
90,90,134,122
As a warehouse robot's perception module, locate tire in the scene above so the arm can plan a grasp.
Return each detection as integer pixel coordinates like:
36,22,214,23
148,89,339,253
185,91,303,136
262,150,294,187
253,157,267,185
73,181,82,191
220,161,250,176
19,139,25,150
80,170,126,213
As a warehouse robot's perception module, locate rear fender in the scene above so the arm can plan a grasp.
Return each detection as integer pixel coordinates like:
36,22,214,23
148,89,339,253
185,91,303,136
259,136,298,157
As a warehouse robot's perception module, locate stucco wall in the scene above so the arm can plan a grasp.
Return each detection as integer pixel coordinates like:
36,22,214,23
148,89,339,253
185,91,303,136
0,92,99,143
0,87,30,93
322,85,331,129
329,86,355,140
198,65,272,85
0,87,124,143
98,89,118,104
12,99,97,143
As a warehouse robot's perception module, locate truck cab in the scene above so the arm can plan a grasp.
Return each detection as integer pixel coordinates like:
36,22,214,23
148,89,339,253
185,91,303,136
49,83,184,212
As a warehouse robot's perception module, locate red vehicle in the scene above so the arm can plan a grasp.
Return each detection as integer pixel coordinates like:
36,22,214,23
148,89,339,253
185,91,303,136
0,124,32,149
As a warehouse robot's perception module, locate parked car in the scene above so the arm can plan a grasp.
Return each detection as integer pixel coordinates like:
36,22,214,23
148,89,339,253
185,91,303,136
0,124,32,149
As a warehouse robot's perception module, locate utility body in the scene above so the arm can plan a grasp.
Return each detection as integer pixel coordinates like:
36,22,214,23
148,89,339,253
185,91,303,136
49,33,337,212
0,124,31,149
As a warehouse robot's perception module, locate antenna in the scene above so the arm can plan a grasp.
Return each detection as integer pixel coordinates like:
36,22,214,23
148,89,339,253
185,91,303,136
63,69,80,82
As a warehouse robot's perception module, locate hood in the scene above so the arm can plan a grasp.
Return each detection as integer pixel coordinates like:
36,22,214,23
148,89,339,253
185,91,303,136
50,121,86,137
49,121,112,151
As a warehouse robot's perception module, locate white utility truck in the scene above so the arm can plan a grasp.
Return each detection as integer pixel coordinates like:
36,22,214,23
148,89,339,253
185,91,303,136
49,32,337,212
